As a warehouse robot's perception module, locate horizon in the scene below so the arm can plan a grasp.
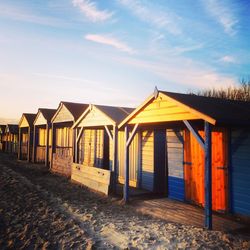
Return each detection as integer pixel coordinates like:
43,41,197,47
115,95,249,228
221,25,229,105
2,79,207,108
0,0,249,119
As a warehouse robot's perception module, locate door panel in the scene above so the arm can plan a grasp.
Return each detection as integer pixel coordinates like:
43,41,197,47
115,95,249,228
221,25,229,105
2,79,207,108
184,129,228,211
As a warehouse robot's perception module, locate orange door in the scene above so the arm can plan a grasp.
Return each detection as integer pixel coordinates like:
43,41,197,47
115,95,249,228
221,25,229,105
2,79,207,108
184,128,228,211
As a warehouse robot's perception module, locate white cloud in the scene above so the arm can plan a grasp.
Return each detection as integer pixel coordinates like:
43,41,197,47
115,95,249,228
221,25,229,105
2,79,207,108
118,0,182,35
85,34,135,54
220,55,236,63
72,0,114,22
202,0,238,35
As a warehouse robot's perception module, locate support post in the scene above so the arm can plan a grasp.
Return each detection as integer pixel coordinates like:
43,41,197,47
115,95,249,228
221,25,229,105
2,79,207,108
27,127,31,162
74,128,78,163
45,124,50,167
204,121,212,230
112,125,118,193
32,125,36,163
123,126,129,203
50,123,55,169
18,128,21,160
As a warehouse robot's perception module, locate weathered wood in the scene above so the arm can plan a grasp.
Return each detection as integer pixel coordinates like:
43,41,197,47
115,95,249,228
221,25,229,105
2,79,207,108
204,121,212,230
71,163,111,195
112,125,118,192
18,128,21,160
124,126,129,202
45,124,50,167
53,104,74,123
32,125,36,162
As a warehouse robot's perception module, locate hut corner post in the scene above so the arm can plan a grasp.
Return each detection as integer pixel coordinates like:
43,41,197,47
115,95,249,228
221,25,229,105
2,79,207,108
204,121,212,230
45,124,50,167
124,125,129,203
18,127,21,160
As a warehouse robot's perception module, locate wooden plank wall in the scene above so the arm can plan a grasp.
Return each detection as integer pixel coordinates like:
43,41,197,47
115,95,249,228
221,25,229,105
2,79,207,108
117,130,139,187
141,130,154,191
71,163,111,195
231,129,250,216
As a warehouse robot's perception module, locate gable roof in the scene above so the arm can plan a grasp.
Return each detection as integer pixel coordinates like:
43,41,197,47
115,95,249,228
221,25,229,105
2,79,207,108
0,125,6,133
38,108,57,123
6,124,18,134
73,104,134,128
19,113,37,127
119,90,250,127
52,101,89,123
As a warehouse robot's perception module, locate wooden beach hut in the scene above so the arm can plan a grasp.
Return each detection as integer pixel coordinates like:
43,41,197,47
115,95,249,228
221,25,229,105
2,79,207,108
72,104,134,194
5,124,18,154
32,108,57,166
119,88,250,229
18,113,36,161
0,125,6,151
50,101,88,177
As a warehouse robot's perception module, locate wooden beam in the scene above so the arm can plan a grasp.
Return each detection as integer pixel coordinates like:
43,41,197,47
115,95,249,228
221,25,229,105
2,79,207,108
45,124,50,167
104,125,113,141
32,125,36,163
74,128,79,163
183,120,205,150
27,127,30,162
112,125,118,193
204,121,212,230
126,123,139,147
50,123,55,170
18,128,21,160
123,125,129,203
76,126,84,143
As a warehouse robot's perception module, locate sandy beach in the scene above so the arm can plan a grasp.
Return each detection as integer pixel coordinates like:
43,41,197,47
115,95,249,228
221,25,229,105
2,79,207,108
0,153,249,249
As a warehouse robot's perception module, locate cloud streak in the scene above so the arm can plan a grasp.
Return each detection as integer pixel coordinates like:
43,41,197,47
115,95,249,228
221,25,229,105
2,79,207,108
85,34,135,54
118,0,182,35
202,0,238,35
72,0,114,22
220,55,236,63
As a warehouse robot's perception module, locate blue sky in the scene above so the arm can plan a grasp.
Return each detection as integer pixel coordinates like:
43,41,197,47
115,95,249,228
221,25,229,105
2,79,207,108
0,0,249,119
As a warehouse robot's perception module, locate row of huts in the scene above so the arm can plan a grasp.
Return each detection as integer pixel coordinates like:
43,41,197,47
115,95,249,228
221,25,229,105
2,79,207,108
1,88,250,229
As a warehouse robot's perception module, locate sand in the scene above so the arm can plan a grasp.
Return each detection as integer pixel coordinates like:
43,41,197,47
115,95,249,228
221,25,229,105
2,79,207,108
0,153,249,249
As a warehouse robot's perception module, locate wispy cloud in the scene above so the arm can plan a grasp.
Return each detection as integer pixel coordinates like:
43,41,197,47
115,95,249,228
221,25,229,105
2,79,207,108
85,34,135,54
118,0,182,35
72,0,114,22
202,0,238,35
0,3,69,28
220,55,236,63
114,56,236,89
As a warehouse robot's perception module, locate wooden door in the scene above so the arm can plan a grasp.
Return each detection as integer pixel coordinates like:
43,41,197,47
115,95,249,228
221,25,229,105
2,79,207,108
184,129,228,211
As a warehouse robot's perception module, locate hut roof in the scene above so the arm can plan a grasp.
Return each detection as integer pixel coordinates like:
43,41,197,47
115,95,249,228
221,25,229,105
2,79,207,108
162,91,250,125
95,105,134,124
22,113,37,127
119,90,250,127
6,124,18,134
38,108,57,122
60,101,89,120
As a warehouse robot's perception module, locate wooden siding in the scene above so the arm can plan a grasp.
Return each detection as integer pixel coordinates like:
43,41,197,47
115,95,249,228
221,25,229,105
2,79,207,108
184,129,228,211
78,108,113,127
19,116,29,128
167,129,185,201
51,153,73,177
34,112,46,126
129,96,199,124
117,130,139,187
141,130,154,191
71,163,111,195
55,127,73,147
53,105,74,123
38,128,46,146
231,129,250,216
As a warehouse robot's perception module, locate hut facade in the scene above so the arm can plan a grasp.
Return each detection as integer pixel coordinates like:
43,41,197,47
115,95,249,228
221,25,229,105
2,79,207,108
72,104,134,194
4,124,19,154
119,89,250,229
18,113,36,161
0,125,6,151
33,108,56,166
50,101,88,177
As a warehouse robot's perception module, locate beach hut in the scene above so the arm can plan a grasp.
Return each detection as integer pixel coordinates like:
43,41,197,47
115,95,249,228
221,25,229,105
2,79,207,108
5,124,18,154
72,104,134,194
0,125,6,151
119,88,250,229
18,113,36,161
32,108,57,166
50,101,88,177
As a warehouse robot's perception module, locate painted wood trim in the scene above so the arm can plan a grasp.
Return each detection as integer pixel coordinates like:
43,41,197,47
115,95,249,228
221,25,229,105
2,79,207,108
123,126,129,202
183,120,205,150
204,121,212,230
126,123,139,147
104,125,113,141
